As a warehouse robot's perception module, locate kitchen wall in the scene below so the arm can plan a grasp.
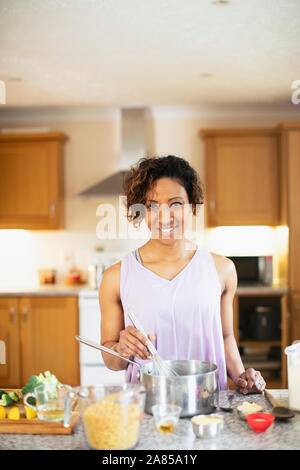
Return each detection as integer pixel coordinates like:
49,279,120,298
0,107,294,287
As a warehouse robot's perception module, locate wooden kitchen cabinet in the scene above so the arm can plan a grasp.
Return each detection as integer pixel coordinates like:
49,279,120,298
199,129,280,227
0,296,79,388
0,133,67,229
279,123,300,292
279,122,300,344
0,297,21,387
290,293,300,344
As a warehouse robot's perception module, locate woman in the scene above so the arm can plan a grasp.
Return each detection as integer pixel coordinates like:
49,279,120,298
99,155,266,394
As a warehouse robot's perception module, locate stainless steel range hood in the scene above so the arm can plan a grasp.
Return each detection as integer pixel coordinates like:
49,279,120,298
78,108,147,196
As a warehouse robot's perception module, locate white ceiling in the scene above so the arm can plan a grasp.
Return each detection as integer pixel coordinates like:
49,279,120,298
0,0,300,111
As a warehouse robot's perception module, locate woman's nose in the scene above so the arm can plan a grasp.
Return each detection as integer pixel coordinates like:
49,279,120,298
159,204,174,223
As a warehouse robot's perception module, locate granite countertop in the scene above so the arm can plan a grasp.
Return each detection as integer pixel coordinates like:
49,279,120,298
0,284,288,297
1,390,299,451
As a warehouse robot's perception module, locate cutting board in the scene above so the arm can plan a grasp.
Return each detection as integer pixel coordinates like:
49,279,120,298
0,389,80,434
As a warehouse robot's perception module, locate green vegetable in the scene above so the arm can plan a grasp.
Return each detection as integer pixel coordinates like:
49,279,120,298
37,371,61,400
26,396,36,407
0,390,7,399
0,393,14,406
22,371,61,400
21,375,42,397
8,391,20,403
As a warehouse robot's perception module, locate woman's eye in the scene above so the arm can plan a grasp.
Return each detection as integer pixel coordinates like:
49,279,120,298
170,201,183,207
148,204,159,210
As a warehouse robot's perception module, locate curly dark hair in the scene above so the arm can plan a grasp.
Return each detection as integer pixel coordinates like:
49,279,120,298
123,155,205,227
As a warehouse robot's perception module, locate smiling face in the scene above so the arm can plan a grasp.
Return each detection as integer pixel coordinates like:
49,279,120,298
145,177,192,243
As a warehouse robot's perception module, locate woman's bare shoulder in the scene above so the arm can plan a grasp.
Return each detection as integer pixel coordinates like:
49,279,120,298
99,261,122,297
210,252,237,292
210,252,235,271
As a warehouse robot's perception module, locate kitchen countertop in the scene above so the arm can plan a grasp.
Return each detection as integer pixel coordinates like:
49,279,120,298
236,284,288,296
0,284,86,297
1,390,299,450
0,284,288,297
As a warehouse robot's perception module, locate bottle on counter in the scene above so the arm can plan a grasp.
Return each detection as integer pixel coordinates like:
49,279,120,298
87,264,98,290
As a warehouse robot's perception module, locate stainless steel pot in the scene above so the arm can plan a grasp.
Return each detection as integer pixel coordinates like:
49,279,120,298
138,360,219,417
75,337,219,418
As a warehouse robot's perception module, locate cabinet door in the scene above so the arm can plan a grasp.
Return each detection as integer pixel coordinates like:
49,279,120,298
20,296,79,386
286,130,300,291
291,293,300,344
0,134,65,229
0,298,20,387
204,134,279,226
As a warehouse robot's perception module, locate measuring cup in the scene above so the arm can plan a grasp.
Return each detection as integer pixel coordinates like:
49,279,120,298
285,342,300,411
64,384,146,450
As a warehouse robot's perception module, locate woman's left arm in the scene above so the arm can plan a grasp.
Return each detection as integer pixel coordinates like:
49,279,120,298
220,258,266,394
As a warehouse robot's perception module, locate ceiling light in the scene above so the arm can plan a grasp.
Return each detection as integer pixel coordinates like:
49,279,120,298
199,73,213,78
7,77,22,82
211,0,230,5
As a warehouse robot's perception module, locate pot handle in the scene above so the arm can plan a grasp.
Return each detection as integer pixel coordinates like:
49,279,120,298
75,335,141,368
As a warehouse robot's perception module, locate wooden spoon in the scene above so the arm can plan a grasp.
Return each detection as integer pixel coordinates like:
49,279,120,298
264,389,295,420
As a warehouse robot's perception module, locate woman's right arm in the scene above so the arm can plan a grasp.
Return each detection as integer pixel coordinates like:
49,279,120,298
99,262,153,371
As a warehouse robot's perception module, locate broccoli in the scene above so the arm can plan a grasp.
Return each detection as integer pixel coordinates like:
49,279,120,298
0,393,14,406
21,371,61,401
8,391,20,403
21,375,42,396
26,396,36,406
37,371,61,399
0,390,7,399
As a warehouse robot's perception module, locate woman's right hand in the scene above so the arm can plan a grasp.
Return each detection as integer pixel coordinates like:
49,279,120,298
115,326,156,360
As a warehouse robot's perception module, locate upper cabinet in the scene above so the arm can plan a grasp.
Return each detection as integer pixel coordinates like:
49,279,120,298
0,132,67,229
200,129,280,227
279,122,300,293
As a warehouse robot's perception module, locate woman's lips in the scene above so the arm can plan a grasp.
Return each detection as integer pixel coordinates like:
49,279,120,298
158,225,179,233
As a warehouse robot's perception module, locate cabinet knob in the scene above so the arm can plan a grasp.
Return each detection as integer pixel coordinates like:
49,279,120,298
9,306,16,325
49,201,56,216
23,306,29,324
210,198,216,213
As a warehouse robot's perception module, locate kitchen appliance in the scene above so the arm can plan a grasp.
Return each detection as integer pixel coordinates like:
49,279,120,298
227,256,273,285
75,337,219,417
78,108,147,196
247,304,281,341
78,289,125,386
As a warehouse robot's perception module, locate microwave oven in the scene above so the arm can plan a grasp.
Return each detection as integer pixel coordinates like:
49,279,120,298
227,256,273,286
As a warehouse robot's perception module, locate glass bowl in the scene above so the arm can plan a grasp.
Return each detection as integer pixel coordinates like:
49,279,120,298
151,404,182,434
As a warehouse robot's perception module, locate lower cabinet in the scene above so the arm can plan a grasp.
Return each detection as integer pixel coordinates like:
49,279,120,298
0,296,79,388
291,292,300,343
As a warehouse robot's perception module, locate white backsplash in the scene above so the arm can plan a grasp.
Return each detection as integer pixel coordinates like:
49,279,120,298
0,225,288,289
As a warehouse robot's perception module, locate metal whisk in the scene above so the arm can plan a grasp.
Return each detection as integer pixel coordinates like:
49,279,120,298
127,312,179,377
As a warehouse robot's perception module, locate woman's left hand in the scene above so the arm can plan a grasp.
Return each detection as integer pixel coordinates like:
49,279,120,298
235,368,266,394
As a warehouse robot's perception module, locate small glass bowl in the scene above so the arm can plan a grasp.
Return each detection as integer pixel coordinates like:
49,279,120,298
246,412,275,433
151,404,182,434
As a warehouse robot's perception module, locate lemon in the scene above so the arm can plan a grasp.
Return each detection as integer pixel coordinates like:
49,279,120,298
25,406,37,419
0,405,6,419
8,406,20,420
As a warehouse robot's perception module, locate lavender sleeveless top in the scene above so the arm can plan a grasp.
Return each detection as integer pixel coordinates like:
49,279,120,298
120,244,228,390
